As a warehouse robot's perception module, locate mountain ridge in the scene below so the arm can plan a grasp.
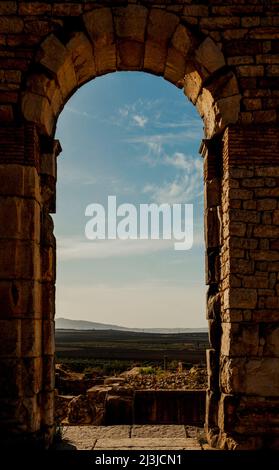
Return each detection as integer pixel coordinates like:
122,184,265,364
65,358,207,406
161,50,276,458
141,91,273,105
55,317,208,334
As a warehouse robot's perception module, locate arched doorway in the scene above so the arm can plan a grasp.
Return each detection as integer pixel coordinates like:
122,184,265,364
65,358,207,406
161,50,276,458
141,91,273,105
1,3,279,450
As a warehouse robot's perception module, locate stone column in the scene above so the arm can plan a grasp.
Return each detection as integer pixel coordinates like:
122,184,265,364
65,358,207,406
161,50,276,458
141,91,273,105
0,124,60,448
205,125,279,450
200,137,222,448
0,124,43,446
40,138,61,447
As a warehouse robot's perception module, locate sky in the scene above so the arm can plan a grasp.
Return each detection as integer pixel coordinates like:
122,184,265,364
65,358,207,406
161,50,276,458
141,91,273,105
53,71,207,329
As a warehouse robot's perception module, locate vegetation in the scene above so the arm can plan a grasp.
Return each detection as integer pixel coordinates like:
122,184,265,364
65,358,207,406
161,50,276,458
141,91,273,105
55,329,209,369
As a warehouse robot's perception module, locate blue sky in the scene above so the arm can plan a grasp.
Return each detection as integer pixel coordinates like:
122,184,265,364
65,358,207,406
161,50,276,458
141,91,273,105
53,72,207,328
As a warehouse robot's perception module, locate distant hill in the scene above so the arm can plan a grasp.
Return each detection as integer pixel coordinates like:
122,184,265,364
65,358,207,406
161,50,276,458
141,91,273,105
55,317,208,334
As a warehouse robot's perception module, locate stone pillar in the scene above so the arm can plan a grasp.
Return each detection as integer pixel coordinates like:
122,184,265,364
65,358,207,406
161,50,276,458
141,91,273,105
0,124,42,446
40,138,61,448
200,137,222,448
0,124,60,448
204,125,279,450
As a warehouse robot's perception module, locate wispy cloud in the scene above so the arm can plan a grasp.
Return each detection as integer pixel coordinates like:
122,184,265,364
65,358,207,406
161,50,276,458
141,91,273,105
141,146,203,204
57,226,204,261
132,114,148,128
64,105,93,119
57,237,174,261
125,128,202,147
143,173,202,204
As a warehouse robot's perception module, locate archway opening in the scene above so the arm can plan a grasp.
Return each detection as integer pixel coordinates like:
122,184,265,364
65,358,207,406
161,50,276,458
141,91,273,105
53,71,209,434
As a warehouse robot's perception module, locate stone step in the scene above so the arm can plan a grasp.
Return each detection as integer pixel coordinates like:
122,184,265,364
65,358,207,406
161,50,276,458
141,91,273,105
94,437,201,450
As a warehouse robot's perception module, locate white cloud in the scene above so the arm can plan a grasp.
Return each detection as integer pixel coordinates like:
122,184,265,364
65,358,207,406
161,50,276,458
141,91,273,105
64,105,93,119
125,128,202,147
57,237,174,261
143,151,203,204
132,114,148,128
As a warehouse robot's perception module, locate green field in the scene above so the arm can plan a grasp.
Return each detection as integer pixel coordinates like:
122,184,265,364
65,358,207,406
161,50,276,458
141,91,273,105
55,329,209,373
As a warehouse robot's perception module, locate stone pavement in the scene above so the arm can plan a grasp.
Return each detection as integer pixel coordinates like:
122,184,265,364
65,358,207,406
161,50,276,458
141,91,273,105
55,425,205,450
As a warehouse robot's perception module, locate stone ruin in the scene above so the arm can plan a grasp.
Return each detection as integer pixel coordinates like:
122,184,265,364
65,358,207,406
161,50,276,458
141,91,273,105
0,0,279,450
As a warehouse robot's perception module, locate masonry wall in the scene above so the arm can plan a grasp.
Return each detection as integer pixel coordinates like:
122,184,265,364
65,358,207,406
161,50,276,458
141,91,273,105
0,0,278,449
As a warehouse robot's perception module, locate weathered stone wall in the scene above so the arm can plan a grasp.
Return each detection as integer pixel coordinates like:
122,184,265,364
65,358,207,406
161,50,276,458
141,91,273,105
203,126,279,449
0,0,278,449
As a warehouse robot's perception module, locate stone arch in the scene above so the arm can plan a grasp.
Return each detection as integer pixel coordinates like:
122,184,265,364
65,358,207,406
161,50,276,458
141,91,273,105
1,0,279,451
20,5,241,138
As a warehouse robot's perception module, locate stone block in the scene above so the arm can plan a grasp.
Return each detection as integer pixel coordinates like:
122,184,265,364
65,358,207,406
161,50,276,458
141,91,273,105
41,246,55,282
171,24,192,56
42,282,55,320
223,288,257,309
0,358,22,398
52,4,82,16
19,2,51,15
221,322,259,356
117,40,144,71
84,8,116,75
230,259,254,274
41,390,55,427
105,394,133,425
21,319,42,357
254,225,279,238
229,188,253,200
22,357,42,396
43,320,55,356
238,65,264,77
230,208,259,224
146,9,179,46
83,7,114,43
113,5,148,42
37,34,77,100
220,356,279,396
0,319,20,357
0,104,13,122
21,396,41,432
43,355,55,391
26,74,63,117
68,395,96,425
0,165,40,199
144,41,167,75
242,274,268,289
195,37,225,74
164,47,186,86
66,32,96,86
0,16,23,33
0,196,40,242
0,239,40,281
22,92,54,136
183,62,203,104
196,90,241,138
0,280,41,319
0,2,17,15
234,396,279,435
255,308,279,323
